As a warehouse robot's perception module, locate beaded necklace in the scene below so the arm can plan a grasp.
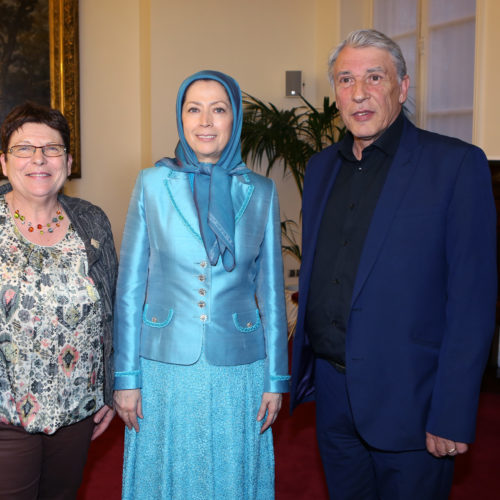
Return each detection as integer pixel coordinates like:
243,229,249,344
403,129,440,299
14,207,64,235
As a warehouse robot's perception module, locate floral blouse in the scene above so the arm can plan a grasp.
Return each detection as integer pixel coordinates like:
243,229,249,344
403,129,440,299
0,196,104,434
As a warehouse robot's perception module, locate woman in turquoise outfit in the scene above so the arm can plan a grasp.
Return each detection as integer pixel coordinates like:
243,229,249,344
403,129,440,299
113,70,290,499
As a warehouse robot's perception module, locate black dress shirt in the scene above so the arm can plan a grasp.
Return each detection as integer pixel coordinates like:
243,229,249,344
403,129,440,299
305,112,404,372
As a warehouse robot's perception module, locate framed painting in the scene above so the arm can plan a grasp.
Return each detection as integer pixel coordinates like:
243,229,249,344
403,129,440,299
0,0,80,178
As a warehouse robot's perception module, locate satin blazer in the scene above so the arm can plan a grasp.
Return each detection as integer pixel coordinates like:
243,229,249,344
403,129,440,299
291,116,497,450
114,164,290,394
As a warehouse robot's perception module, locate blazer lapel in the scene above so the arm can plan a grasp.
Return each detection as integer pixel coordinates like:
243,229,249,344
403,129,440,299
351,120,421,304
164,170,255,239
231,173,255,223
301,150,343,291
296,149,342,340
164,170,202,240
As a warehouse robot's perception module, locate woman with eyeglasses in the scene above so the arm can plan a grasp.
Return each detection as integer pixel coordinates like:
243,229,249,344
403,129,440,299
0,102,118,499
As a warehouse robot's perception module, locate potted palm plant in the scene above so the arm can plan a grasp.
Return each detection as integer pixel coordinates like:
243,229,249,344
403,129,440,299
241,93,346,261
241,93,346,337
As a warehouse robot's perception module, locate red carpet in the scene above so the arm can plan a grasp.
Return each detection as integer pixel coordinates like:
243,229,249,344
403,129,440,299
449,392,500,500
77,392,500,499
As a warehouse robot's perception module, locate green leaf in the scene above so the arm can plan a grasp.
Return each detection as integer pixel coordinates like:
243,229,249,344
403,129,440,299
241,92,347,261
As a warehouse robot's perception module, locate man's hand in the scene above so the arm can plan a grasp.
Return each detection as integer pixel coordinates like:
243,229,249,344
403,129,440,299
426,432,468,458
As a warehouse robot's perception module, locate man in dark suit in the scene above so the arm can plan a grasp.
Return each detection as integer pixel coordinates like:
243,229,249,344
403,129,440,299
290,29,497,499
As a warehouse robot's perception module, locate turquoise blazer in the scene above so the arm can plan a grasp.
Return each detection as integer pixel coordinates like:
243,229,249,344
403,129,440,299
114,164,290,394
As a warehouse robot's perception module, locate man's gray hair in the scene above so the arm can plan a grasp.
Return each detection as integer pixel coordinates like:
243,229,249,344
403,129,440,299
328,29,407,86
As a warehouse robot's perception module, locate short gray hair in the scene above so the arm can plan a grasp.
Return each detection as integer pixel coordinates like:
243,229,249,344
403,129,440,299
328,29,407,86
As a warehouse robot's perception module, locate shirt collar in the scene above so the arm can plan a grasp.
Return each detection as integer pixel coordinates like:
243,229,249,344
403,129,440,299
339,111,405,162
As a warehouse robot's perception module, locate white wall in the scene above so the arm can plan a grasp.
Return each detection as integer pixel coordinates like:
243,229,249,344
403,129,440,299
150,0,318,162
340,0,372,39
65,0,145,251
316,0,342,99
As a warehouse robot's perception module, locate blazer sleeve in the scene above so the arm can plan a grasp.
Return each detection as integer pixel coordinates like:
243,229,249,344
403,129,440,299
426,145,497,442
255,180,290,393
113,171,150,390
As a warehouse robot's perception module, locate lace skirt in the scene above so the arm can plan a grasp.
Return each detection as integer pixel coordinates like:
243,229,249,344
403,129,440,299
121,352,275,499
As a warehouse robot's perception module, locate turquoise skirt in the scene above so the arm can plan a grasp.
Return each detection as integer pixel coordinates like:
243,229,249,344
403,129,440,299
121,353,275,499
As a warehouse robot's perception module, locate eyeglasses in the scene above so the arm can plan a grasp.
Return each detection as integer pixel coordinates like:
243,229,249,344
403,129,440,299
8,144,67,158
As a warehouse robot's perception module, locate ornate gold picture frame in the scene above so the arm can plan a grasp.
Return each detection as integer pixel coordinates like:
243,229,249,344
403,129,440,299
50,0,80,177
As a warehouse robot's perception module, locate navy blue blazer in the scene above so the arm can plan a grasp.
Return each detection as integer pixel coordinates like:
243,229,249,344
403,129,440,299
291,117,497,450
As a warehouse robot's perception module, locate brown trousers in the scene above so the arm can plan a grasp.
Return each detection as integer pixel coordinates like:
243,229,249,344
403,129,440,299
0,416,94,500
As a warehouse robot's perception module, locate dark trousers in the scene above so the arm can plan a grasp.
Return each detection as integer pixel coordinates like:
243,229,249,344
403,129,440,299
314,358,455,500
0,416,94,500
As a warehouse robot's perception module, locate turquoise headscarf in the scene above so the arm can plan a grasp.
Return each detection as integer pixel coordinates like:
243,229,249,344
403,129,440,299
155,70,250,271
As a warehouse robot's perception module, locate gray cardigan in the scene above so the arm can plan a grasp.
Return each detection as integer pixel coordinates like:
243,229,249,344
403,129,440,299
0,183,118,406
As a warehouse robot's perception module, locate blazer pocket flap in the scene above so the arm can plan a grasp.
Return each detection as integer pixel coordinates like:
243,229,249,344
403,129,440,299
232,309,261,332
143,304,174,327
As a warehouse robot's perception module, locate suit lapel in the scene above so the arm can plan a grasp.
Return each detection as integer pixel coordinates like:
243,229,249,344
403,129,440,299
296,148,343,340
302,150,343,284
351,119,421,305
